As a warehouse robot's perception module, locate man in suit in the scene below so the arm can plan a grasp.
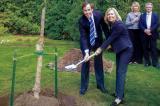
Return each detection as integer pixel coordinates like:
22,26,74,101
139,2,160,69
79,2,109,95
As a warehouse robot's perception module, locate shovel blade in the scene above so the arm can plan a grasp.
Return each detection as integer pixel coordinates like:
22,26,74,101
65,64,77,70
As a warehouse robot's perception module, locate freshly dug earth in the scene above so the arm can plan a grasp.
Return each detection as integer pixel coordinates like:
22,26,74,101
14,89,77,106
57,48,114,73
0,95,9,106
1,89,95,106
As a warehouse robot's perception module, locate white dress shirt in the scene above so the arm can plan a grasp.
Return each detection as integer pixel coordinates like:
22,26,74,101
146,12,152,29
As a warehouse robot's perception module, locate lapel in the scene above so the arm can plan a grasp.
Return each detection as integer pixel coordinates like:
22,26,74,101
144,13,147,27
151,13,154,27
93,11,97,27
82,15,90,28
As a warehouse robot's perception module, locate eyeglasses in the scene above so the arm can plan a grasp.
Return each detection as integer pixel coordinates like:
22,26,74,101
146,6,152,8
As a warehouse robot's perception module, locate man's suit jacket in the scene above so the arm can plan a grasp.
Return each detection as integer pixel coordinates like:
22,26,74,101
139,12,159,39
79,10,109,52
101,21,132,54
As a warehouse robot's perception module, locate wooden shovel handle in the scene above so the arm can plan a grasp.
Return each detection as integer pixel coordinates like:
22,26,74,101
76,53,96,66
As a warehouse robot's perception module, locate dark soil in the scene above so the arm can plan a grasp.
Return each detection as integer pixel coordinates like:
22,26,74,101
57,48,114,73
0,95,9,106
0,89,77,106
0,88,94,106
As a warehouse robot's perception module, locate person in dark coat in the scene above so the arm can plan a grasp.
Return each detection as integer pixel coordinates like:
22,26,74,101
79,2,109,95
95,8,133,106
139,2,160,69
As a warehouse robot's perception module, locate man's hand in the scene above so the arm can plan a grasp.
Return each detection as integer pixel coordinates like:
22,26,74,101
84,52,89,62
144,29,152,36
95,47,102,56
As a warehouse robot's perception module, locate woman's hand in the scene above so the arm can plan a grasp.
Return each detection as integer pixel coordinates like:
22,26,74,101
95,47,102,55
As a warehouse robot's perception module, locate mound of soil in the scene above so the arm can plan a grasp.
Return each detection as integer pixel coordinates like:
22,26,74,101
57,48,114,72
0,96,9,106
14,89,77,106
0,89,94,106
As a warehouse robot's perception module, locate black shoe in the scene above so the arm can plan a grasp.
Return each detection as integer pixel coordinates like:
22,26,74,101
110,93,116,97
144,63,151,67
79,89,87,95
110,99,124,106
97,86,108,93
153,64,160,69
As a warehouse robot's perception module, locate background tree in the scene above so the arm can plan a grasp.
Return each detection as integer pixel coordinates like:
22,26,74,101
0,0,159,40
0,12,9,35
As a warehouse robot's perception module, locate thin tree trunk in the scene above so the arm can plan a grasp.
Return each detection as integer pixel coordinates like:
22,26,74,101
32,0,46,99
85,0,89,2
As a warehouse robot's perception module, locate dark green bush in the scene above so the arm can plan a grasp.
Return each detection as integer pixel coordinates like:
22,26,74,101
0,0,159,39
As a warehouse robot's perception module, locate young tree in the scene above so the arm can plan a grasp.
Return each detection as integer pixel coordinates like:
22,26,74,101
32,0,46,99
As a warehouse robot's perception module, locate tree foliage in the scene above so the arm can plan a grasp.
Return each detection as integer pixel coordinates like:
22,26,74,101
0,0,159,39
0,12,9,35
0,0,41,35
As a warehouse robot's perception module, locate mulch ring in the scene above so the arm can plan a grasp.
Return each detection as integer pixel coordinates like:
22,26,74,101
13,88,77,106
47,48,114,73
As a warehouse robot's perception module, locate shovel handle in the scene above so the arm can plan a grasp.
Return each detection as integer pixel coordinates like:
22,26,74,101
76,59,85,66
88,53,96,60
75,53,96,66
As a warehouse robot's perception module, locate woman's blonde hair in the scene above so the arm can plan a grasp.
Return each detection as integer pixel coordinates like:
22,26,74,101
131,1,140,12
104,8,122,23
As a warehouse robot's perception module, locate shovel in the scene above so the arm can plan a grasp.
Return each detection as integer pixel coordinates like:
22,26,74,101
65,53,96,70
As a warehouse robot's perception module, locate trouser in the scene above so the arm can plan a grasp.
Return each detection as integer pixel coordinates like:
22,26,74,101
142,36,158,66
80,52,105,91
115,47,133,99
128,29,143,63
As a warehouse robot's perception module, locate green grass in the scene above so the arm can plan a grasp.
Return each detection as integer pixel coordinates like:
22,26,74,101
0,35,160,106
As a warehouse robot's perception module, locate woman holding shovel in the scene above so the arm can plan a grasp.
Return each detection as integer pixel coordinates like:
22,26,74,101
95,8,133,106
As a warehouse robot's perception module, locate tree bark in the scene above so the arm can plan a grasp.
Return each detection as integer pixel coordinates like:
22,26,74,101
32,0,46,99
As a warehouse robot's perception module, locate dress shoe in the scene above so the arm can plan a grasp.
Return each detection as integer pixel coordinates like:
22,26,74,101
144,63,151,67
79,89,87,95
110,93,116,97
110,98,124,106
133,61,138,64
153,64,160,69
97,86,108,93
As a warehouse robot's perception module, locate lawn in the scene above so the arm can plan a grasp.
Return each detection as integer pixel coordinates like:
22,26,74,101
0,35,160,106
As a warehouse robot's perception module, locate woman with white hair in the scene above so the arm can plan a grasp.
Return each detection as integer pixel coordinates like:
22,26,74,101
126,1,143,64
95,8,133,106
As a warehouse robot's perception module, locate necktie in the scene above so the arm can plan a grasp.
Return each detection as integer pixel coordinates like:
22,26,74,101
89,17,95,46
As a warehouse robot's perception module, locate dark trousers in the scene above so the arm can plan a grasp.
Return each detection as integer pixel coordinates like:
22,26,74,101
128,29,143,63
115,47,132,99
142,36,158,66
80,53,105,91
